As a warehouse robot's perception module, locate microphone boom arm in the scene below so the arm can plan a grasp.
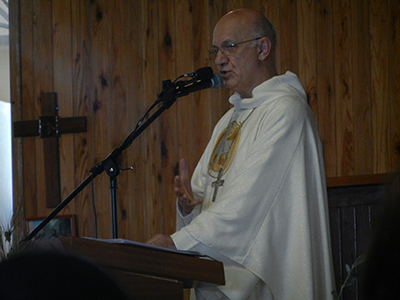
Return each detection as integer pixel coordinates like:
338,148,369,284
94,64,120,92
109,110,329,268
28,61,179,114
23,68,221,242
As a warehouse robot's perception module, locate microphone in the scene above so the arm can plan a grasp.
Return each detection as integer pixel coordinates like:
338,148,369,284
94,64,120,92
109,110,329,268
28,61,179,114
158,67,223,105
174,68,223,98
182,67,214,80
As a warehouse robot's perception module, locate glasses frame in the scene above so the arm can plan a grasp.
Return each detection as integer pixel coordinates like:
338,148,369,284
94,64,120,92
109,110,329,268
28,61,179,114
208,37,263,57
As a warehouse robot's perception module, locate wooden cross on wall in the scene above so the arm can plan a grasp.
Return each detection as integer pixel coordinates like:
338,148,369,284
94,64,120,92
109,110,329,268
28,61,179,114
13,92,87,208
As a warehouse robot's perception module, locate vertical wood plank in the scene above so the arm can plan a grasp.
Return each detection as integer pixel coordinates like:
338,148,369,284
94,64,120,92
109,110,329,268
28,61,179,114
226,0,244,11
297,0,317,114
106,1,131,240
71,0,95,237
261,1,281,74
32,0,54,217
351,0,373,175
143,1,172,239
278,0,299,74
333,0,355,176
140,0,161,242
247,1,262,12
90,0,116,238
174,0,196,235
388,0,400,168
19,0,36,219
158,0,178,237
118,0,144,241
370,0,390,174
316,0,337,177
192,0,215,161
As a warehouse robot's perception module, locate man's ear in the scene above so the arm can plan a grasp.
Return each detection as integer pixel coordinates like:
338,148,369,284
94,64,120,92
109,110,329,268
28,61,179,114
258,37,272,60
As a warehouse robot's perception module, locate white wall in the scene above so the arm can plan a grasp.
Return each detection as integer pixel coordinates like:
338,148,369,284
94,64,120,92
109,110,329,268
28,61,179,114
0,101,12,225
0,0,12,227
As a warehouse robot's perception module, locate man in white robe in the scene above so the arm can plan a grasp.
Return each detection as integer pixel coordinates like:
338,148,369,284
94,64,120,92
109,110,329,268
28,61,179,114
147,8,335,300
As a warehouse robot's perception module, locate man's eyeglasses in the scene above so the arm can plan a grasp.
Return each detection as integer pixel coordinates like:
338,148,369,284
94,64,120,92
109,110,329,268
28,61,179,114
208,37,263,59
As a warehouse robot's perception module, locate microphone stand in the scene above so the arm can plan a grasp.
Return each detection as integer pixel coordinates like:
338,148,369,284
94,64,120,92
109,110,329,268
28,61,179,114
23,79,179,242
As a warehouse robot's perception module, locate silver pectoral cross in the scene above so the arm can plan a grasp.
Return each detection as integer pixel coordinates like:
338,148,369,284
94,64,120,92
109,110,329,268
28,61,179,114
211,168,225,202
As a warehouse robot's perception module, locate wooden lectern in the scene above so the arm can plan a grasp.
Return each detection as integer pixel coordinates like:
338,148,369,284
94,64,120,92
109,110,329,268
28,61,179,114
25,237,225,300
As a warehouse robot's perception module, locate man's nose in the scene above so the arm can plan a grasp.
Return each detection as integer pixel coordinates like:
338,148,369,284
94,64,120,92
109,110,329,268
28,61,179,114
215,50,228,67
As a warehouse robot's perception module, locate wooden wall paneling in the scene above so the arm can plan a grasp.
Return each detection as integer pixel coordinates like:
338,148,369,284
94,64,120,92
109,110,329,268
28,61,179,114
261,1,281,77
277,0,299,75
191,1,215,160
247,0,263,12
120,1,144,241
226,0,245,12
140,0,162,242
103,0,135,238
174,0,213,235
161,0,194,236
175,0,196,184
351,1,373,176
146,0,178,238
12,0,400,265
389,0,400,167
370,1,390,174
19,0,36,219
70,1,96,238
115,1,141,240
32,0,54,217
106,1,133,240
297,0,317,116
52,1,75,214
316,0,337,177
246,0,264,12
89,0,118,238
333,0,355,177
106,0,127,238
180,1,202,166
159,0,181,237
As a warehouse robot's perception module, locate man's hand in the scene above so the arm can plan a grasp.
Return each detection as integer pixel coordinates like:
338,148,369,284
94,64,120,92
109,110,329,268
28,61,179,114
175,158,203,214
146,234,176,249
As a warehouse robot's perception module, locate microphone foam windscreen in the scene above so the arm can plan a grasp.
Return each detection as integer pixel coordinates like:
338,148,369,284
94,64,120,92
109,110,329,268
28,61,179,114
195,67,214,80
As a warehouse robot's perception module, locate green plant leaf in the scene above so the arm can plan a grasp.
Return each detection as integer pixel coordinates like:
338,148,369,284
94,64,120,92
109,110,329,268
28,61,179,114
345,277,356,287
355,254,367,265
345,264,351,274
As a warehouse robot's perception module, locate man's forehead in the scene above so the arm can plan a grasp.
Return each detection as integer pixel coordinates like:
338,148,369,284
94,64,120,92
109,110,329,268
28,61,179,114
212,32,249,46
213,16,253,44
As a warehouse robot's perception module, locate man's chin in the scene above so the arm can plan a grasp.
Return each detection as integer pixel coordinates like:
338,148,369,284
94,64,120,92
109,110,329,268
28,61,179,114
222,78,236,90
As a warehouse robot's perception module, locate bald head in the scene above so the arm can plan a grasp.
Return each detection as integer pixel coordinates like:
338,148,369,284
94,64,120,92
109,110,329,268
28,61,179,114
215,9,276,51
211,8,278,97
